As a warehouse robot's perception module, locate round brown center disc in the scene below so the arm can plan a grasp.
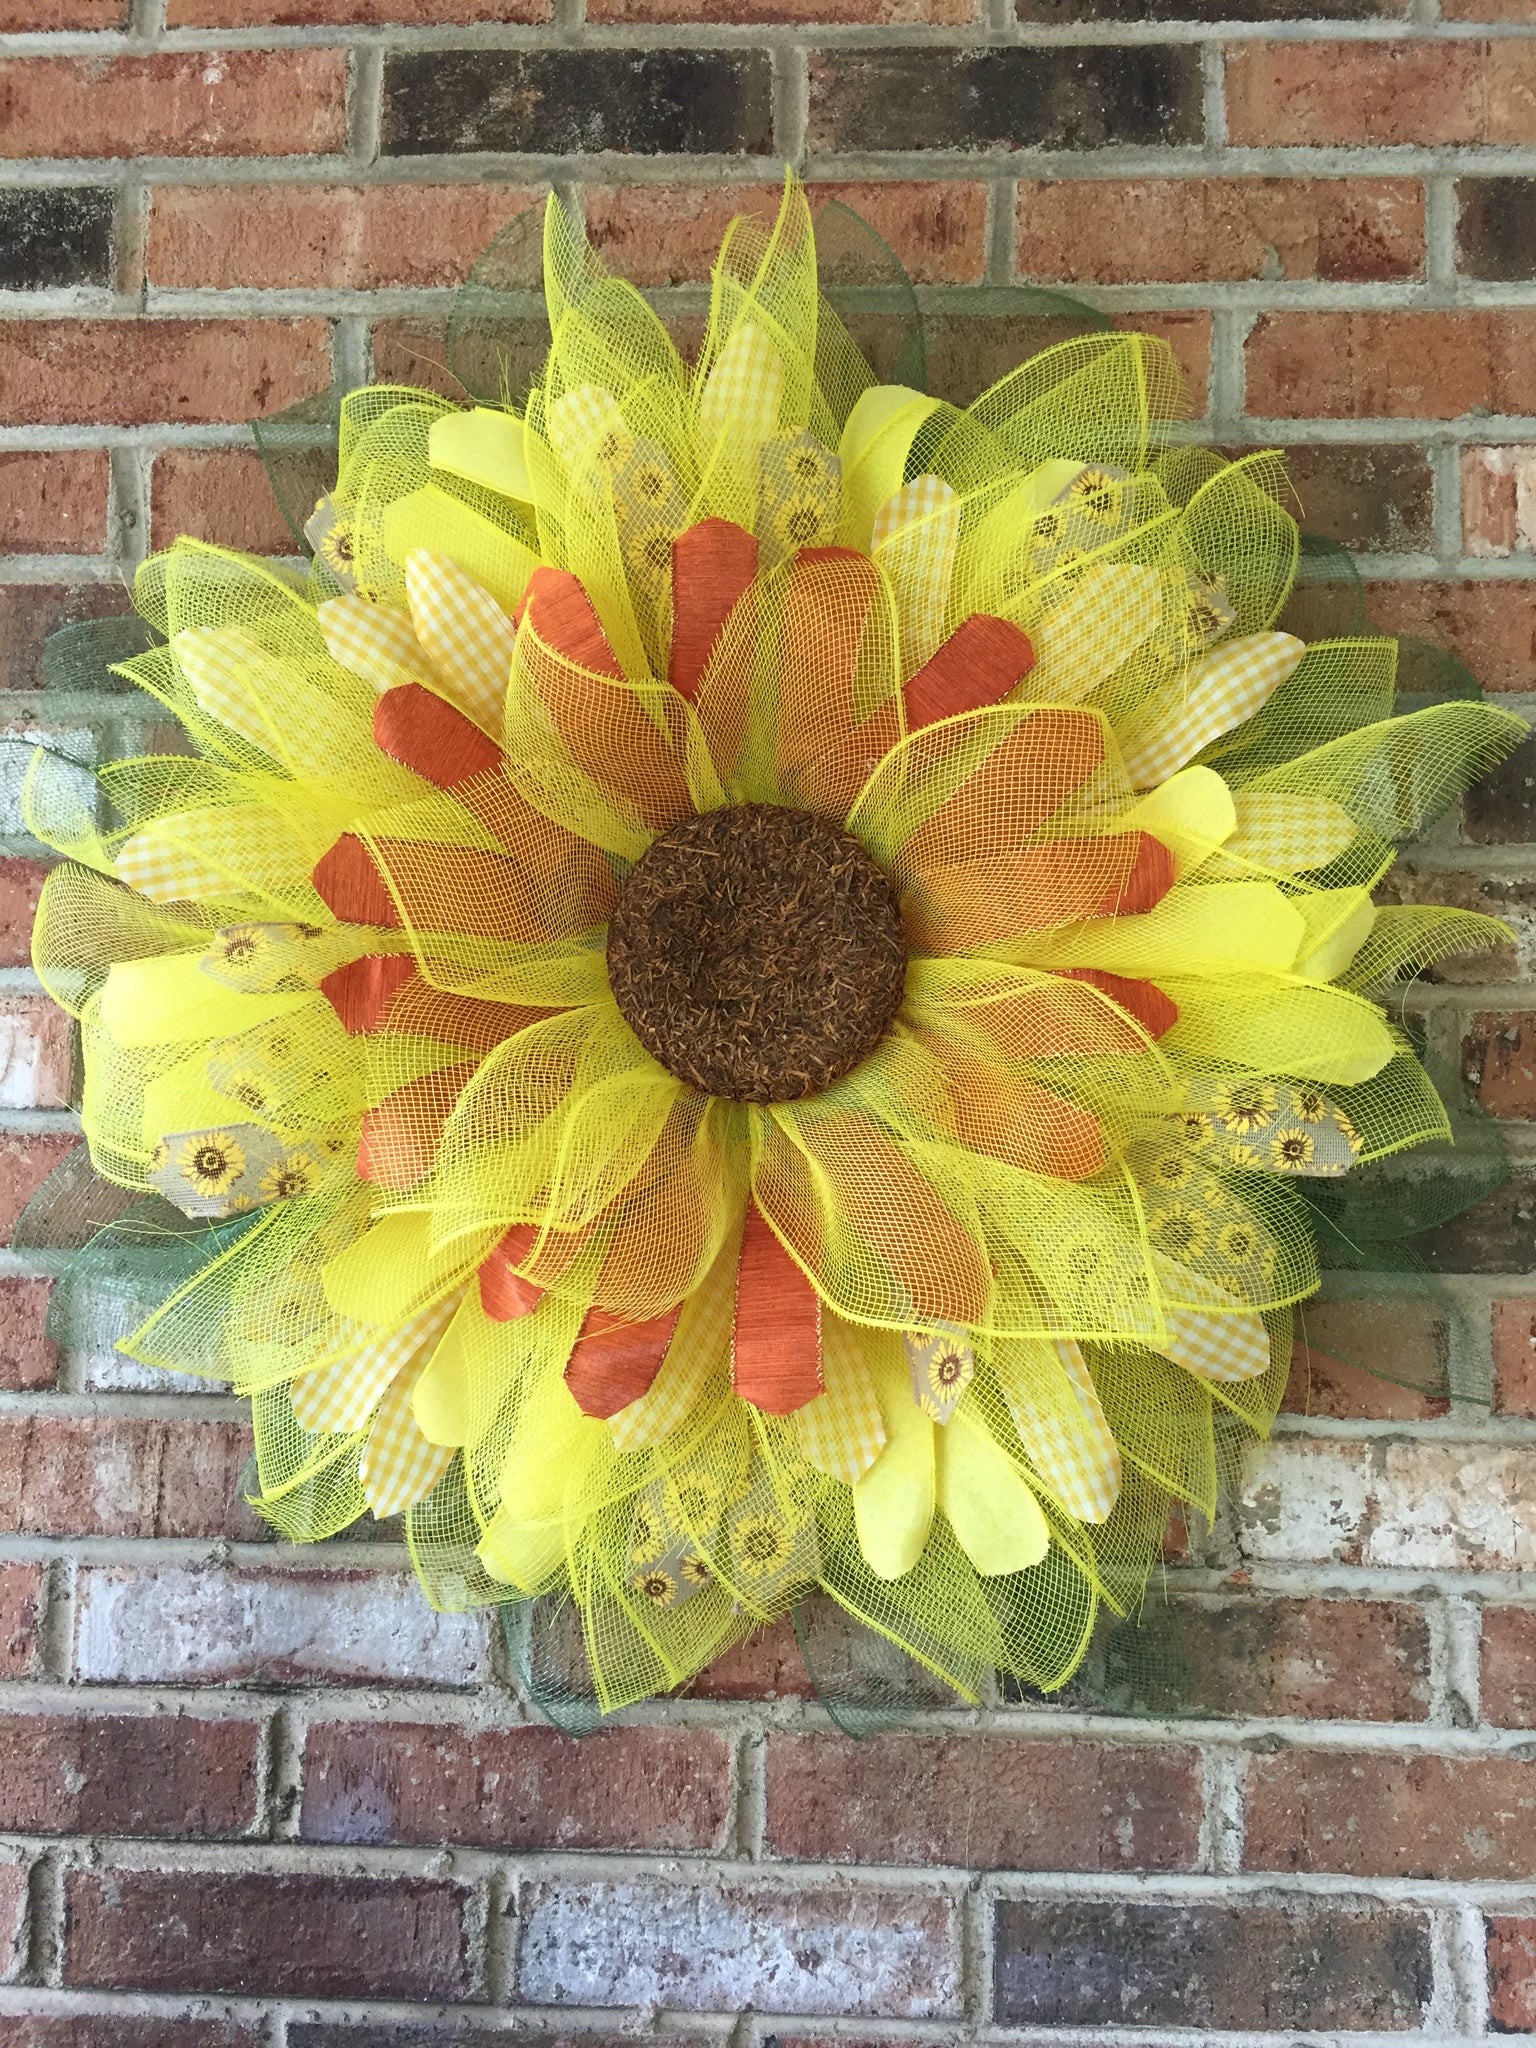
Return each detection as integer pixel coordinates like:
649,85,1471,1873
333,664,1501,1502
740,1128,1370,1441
607,803,908,1103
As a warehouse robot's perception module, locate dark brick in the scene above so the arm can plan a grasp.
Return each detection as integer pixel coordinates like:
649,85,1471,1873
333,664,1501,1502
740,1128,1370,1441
1096,1595,1430,1719
1489,1917,1536,2034
0,582,137,693
0,2019,260,2046
63,1869,474,1999
301,1722,730,1850
994,1899,1432,2029
1283,443,1434,553
1019,0,1394,15
1465,731,1536,844
287,2034,665,2048
1423,1171,1536,1274
808,47,1202,154
0,190,113,291
0,1711,260,1838
382,51,773,157
1458,178,1536,282
765,1734,1200,1870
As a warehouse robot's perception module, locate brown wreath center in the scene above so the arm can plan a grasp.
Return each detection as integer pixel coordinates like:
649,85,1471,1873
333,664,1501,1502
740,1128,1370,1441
607,803,908,1104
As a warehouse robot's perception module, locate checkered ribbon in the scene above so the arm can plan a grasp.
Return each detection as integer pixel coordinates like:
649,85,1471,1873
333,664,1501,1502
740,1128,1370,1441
1226,790,1358,873
1163,1307,1272,1384
403,551,517,734
608,1278,732,1452
545,383,625,469
1119,632,1305,791
317,594,431,696
115,806,287,904
291,1291,462,1436
871,474,961,675
794,1317,887,1484
698,323,785,454
173,627,284,757
996,1336,1122,1524
1025,563,1163,704
360,1357,454,1517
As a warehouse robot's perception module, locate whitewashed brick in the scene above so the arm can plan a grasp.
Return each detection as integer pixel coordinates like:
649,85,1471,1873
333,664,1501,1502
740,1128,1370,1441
1237,1440,1536,1571
518,1879,963,2017
0,995,72,1110
74,1564,489,1686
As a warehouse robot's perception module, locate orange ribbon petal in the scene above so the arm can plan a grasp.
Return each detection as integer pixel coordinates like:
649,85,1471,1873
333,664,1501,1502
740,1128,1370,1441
776,547,902,819
321,953,415,1032
565,1303,683,1419
902,706,1107,879
903,614,1035,733
905,830,1174,953
358,1062,475,1191
923,1036,1105,1181
479,1222,546,1322
670,519,759,702
1058,968,1179,1040
312,834,402,928
374,684,502,789
518,565,694,831
732,1202,824,1416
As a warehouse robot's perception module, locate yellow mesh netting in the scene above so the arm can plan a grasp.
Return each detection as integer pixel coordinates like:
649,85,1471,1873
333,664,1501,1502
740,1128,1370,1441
27,172,1525,1711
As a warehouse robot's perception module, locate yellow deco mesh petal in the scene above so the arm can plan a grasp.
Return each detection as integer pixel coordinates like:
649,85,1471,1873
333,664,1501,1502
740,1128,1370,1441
25,169,1526,1716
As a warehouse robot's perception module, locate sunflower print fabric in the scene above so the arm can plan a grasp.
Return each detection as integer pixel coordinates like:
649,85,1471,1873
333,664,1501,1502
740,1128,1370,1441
25,175,1524,1710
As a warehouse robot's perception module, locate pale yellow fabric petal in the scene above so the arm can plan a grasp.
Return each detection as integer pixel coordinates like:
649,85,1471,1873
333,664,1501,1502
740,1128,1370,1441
1125,765,1236,875
291,1291,462,1435
852,1333,935,1580
993,1335,1121,1524
429,407,532,503
794,1315,888,1486
317,594,432,695
1294,888,1377,981
698,323,785,452
1016,880,1304,979
870,473,961,675
936,1404,1050,1575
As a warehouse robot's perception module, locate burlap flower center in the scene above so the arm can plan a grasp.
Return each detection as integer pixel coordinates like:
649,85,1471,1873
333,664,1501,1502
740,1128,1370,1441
607,803,908,1104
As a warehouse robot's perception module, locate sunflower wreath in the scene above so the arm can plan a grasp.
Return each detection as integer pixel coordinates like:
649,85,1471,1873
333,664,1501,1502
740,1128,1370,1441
25,175,1526,1713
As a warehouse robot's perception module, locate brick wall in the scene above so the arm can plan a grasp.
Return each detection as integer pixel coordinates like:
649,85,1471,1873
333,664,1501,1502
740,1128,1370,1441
1,0,1535,2035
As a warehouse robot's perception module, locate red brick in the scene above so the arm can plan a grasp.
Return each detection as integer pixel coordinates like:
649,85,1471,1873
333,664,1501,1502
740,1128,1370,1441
0,1416,260,1540
149,184,542,291
1122,310,1209,410
1446,0,1532,14
0,1861,24,1983
0,996,72,1112
0,586,135,696
1366,580,1536,692
0,454,109,558
0,1136,77,1244
0,0,122,23
151,452,295,556
0,322,330,429
63,1868,473,1999
1247,310,1536,421
1287,1298,1448,1419
1226,40,1536,148
1244,1751,1536,1878
594,0,972,13
0,1563,42,1679
1463,1012,1536,1117
0,859,48,967
171,0,542,20
302,1721,730,1849
1493,1300,1536,1417
1017,176,1422,285
0,1278,55,1393
1464,446,1536,557
0,1712,259,1838
0,2021,260,2047
765,1735,1200,1870
1489,1917,1536,2031
0,53,347,159
369,319,460,400
584,180,988,286
689,1614,816,1700
1482,1606,1536,1727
